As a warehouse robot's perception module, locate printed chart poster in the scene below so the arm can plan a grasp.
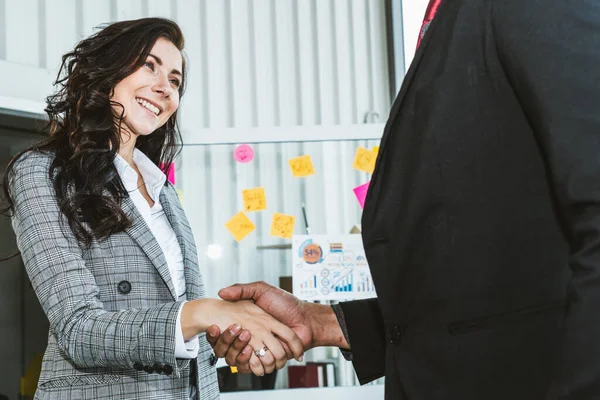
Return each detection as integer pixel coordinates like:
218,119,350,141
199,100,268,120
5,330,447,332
292,234,377,301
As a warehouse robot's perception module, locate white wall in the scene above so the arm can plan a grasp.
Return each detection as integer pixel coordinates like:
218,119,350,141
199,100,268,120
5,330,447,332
0,0,391,138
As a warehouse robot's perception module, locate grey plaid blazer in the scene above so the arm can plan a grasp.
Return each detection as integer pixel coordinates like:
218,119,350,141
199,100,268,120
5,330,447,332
9,151,219,400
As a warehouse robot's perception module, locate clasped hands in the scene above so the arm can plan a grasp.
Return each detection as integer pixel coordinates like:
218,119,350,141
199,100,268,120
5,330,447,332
205,281,320,376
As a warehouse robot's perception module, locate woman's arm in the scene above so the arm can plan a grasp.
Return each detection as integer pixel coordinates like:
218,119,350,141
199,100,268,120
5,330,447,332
10,151,188,377
10,151,303,377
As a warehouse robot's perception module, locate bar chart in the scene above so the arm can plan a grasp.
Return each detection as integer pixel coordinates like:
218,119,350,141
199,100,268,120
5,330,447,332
292,234,377,300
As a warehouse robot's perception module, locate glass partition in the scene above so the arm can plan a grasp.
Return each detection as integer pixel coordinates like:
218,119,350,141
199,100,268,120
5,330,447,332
179,138,383,391
179,139,379,298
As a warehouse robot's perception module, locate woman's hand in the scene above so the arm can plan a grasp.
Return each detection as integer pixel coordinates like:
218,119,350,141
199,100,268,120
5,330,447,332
203,299,304,376
205,282,341,374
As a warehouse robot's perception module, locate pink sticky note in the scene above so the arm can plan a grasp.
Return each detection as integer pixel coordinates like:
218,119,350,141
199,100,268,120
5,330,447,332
160,163,176,185
233,144,255,163
353,181,370,209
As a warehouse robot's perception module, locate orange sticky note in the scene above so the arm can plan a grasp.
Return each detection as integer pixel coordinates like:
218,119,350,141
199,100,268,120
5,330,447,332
288,155,315,177
352,147,377,174
242,187,267,212
230,366,238,374
225,212,256,242
270,213,296,239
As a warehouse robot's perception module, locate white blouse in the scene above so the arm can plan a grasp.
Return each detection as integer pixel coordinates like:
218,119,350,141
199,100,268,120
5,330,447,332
114,149,198,359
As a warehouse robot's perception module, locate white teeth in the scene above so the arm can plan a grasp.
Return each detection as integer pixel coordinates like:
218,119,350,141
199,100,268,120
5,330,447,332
136,98,160,115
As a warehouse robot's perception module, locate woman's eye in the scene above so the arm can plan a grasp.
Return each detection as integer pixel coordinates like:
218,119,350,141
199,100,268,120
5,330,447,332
144,61,154,70
170,79,181,88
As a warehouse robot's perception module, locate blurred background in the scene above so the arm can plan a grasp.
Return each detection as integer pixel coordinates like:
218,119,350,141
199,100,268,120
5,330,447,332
0,0,429,398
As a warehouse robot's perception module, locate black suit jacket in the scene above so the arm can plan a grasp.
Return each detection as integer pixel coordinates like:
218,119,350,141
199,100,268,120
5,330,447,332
340,0,600,399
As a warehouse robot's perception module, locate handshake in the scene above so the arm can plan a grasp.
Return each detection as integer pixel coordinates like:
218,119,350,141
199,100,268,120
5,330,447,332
199,281,349,376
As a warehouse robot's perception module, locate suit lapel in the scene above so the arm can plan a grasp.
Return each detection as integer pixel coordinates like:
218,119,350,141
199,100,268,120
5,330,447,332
122,196,177,300
159,185,204,301
367,0,449,211
378,0,448,153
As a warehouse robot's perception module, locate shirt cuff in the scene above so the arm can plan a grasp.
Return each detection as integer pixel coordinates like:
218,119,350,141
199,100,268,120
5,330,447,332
331,303,353,361
175,301,199,359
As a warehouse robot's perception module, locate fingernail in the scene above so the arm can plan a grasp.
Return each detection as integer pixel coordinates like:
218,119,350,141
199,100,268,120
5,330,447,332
239,331,250,341
229,324,241,335
207,327,217,338
242,346,252,355
297,355,304,362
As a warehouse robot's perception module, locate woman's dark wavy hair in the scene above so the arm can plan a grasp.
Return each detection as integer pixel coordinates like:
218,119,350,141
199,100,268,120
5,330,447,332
1,17,186,250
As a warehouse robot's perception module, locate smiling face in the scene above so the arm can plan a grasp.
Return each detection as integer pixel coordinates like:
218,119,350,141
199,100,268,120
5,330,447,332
110,37,183,141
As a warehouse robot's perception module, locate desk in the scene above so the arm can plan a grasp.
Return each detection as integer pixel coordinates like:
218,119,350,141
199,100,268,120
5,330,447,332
221,385,384,400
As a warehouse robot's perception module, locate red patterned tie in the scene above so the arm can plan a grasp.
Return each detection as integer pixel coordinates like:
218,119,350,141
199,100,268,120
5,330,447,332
416,0,444,49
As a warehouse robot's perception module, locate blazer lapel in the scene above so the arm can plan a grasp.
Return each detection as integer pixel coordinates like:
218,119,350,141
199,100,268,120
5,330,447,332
159,185,204,301
378,0,448,152
122,196,178,300
366,0,449,211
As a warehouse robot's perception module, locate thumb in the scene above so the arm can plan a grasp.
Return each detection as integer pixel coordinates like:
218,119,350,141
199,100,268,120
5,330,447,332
217,281,273,302
217,284,244,301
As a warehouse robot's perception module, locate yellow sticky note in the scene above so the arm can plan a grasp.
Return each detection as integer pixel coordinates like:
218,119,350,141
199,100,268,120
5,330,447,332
372,146,379,154
176,189,184,206
242,187,267,212
225,212,256,242
270,213,296,239
352,147,377,174
288,155,315,177
230,366,238,374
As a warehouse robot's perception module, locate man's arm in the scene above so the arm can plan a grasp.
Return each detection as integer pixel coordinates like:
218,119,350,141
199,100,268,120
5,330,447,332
207,282,387,384
339,299,386,384
492,1,600,397
215,282,348,349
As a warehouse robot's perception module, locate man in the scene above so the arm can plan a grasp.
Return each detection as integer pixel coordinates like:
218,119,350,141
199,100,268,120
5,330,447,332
208,0,600,398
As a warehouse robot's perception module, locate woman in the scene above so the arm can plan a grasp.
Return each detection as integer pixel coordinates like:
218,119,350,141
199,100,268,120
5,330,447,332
1,18,302,399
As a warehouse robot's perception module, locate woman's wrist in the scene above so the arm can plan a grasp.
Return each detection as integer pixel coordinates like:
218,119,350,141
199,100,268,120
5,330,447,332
181,298,226,340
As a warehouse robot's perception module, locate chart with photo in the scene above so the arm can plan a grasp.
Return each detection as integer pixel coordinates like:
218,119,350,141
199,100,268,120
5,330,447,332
292,234,377,301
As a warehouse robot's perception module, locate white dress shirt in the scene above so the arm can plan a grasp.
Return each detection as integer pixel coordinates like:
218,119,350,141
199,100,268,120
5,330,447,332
114,149,198,359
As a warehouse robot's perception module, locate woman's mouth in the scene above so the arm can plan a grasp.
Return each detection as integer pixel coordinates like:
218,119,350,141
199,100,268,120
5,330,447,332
135,97,161,117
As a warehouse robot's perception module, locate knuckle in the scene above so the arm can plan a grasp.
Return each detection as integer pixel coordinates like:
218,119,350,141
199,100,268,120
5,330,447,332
225,355,236,365
249,358,261,369
214,348,226,358
272,349,285,361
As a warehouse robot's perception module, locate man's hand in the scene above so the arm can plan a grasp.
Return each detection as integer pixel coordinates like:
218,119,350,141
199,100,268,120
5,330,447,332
206,281,348,373
219,282,316,349
206,281,320,372
207,324,254,373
